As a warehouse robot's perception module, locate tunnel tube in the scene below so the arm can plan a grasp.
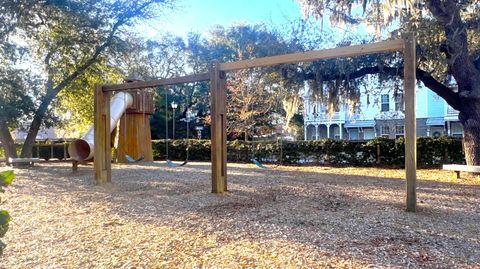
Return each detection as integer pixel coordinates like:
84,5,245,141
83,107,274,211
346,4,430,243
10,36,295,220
68,91,134,161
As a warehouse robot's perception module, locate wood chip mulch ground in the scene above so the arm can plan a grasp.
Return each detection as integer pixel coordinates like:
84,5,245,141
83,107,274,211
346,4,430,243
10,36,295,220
1,162,479,268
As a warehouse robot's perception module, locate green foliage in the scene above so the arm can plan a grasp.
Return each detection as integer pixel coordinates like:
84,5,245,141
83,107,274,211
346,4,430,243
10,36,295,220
152,136,464,167
0,170,14,256
148,24,297,140
0,0,176,159
0,171,14,187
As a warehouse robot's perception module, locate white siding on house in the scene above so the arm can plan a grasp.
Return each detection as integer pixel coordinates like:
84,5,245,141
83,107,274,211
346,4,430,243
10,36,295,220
302,81,463,140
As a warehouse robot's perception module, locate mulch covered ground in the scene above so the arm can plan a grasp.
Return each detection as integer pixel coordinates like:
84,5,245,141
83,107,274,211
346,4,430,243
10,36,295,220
1,162,479,268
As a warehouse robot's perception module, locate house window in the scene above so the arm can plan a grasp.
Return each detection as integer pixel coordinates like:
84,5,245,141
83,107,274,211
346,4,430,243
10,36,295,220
381,94,390,112
451,122,463,138
395,125,404,138
363,128,375,139
349,128,359,140
333,126,340,139
395,94,403,111
381,126,390,138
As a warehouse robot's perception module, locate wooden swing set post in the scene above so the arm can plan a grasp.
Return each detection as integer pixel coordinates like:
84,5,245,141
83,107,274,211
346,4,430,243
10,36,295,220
403,33,417,212
94,85,111,184
93,37,417,211
210,61,227,193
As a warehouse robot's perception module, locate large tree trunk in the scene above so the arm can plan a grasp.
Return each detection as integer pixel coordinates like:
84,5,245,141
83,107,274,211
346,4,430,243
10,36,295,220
19,89,57,158
20,114,42,158
459,100,480,165
0,122,17,159
426,0,480,165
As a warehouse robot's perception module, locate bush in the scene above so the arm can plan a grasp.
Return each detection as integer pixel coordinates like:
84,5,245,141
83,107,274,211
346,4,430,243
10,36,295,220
0,170,14,256
152,136,464,167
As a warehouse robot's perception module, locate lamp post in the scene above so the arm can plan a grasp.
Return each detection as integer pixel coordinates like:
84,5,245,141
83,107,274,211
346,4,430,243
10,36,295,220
195,126,204,139
171,101,178,140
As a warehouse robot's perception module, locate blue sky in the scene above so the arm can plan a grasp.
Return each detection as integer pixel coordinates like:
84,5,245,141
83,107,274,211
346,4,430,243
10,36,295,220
142,0,305,38
138,0,379,45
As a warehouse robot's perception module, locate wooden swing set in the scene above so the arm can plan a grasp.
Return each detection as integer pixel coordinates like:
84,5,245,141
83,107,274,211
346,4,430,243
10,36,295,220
94,34,418,212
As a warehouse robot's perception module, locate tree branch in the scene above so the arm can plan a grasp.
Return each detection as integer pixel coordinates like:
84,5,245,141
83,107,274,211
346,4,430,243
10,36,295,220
304,65,401,82
416,68,460,110
304,65,461,111
426,0,480,97
21,1,161,157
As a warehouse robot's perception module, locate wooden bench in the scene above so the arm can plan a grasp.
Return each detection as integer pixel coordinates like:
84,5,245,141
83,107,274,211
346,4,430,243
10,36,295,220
5,157,83,171
442,164,480,179
7,157,41,167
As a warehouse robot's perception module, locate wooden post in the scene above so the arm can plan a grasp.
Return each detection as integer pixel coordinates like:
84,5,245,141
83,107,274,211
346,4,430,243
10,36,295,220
94,85,111,184
72,160,78,172
210,61,227,193
404,34,417,212
376,144,381,164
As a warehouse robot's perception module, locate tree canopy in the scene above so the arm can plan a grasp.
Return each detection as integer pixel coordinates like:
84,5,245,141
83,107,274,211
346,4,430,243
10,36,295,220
0,0,175,158
296,0,480,164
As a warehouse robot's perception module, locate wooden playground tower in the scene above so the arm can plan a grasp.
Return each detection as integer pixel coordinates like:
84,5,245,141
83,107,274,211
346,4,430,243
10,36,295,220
94,35,418,211
116,89,155,163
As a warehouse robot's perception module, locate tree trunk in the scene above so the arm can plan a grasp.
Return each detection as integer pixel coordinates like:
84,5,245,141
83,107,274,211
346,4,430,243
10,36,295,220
0,123,17,159
19,114,42,158
459,100,480,165
19,89,57,158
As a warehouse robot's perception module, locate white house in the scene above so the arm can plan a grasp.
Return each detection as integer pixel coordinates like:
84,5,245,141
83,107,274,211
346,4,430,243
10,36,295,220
302,82,463,140
12,125,59,141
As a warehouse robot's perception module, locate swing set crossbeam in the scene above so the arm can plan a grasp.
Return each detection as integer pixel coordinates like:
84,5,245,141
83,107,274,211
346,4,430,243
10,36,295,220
102,73,210,92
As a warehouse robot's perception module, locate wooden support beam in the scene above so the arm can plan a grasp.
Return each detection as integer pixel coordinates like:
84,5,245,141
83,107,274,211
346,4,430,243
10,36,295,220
220,39,404,71
102,73,210,92
210,61,227,193
403,34,417,212
94,85,111,184
72,160,78,172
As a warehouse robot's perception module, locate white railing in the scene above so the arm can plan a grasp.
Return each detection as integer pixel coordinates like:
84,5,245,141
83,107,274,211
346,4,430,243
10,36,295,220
305,111,345,122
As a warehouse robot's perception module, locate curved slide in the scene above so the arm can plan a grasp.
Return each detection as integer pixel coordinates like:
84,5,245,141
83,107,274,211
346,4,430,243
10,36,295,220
68,92,133,161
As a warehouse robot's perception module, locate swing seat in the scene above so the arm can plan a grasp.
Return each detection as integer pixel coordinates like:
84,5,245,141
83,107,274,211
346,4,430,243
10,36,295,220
251,158,269,169
166,159,188,167
125,154,144,163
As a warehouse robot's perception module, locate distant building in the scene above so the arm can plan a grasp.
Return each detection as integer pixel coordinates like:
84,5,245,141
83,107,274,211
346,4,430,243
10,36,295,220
302,82,463,140
13,124,59,141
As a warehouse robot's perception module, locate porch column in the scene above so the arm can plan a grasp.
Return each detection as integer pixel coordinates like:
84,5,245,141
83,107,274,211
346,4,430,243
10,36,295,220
326,124,330,139
339,123,343,139
304,125,307,140
314,124,319,140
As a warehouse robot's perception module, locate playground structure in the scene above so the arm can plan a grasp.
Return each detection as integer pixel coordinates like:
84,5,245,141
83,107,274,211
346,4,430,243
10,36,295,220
116,90,155,163
92,35,418,211
68,89,154,163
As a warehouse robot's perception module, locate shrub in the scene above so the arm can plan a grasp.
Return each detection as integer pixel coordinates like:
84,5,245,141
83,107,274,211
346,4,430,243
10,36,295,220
0,170,14,256
152,136,464,167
